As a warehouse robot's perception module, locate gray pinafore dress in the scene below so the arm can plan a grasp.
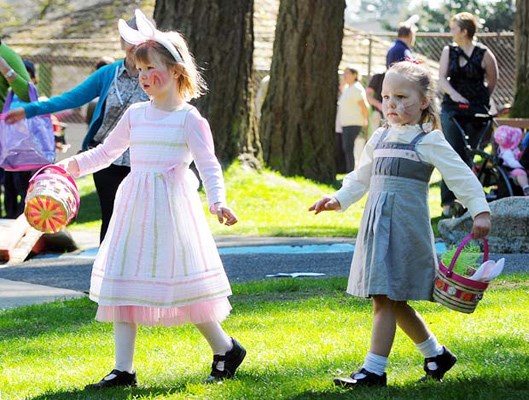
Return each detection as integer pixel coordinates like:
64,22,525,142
347,129,437,301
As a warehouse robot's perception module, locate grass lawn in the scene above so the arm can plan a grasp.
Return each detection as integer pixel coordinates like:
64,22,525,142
0,275,528,399
69,162,444,238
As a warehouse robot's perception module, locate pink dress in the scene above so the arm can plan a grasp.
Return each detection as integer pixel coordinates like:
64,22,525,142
73,102,232,326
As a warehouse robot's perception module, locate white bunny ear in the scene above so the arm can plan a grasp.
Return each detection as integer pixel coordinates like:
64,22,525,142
118,18,144,44
135,9,157,38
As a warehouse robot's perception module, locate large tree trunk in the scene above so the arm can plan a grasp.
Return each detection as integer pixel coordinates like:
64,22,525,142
259,0,345,183
511,0,529,117
153,0,261,166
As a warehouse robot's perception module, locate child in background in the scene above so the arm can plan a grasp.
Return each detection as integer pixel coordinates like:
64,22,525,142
309,61,491,387
58,10,245,389
494,125,529,196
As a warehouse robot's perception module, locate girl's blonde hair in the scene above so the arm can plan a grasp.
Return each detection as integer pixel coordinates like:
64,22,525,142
133,31,207,100
387,61,440,130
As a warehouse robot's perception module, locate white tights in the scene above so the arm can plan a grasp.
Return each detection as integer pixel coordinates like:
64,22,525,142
113,320,232,372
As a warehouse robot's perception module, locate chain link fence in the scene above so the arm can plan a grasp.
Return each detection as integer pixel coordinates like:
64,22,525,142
8,31,515,127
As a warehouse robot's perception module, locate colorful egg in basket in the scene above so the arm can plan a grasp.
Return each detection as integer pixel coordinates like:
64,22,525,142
24,165,80,233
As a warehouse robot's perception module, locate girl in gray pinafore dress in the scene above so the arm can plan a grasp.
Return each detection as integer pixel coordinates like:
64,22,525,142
310,61,491,388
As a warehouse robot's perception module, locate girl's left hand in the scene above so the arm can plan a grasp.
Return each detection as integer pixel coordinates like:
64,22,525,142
471,212,491,239
210,202,238,226
55,157,80,178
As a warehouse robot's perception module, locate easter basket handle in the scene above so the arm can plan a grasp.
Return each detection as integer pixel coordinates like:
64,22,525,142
448,233,489,273
29,164,78,190
29,164,80,208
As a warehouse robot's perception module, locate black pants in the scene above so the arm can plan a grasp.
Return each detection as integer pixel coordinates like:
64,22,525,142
3,170,33,219
439,110,487,206
93,164,130,243
341,125,362,173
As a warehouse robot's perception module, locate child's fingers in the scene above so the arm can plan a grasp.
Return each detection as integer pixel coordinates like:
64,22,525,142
216,208,224,224
223,209,238,226
309,197,330,214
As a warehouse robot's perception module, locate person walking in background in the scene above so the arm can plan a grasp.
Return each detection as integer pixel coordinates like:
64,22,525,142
2,60,42,219
0,40,31,218
366,71,385,130
386,16,418,68
0,40,30,108
309,61,491,388
336,67,369,173
56,10,245,389
438,12,498,217
5,17,148,241
85,56,115,125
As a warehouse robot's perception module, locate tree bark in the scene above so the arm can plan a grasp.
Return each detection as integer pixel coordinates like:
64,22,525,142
259,0,345,183
511,0,529,117
153,0,261,166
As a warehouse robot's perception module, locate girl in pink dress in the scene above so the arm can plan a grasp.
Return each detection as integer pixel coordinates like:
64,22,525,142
58,9,245,389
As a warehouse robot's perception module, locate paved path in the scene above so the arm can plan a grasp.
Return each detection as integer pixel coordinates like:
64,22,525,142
1,230,527,310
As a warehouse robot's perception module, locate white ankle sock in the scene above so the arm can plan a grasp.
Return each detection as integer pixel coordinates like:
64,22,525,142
114,321,137,373
416,336,444,371
360,352,388,376
416,336,444,358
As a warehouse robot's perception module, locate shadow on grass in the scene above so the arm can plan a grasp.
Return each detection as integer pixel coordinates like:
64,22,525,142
289,376,529,400
30,382,191,400
27,372,529,400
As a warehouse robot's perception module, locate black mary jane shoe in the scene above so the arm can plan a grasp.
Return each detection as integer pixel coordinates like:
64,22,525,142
420,346,457,382
85,369,138,389
334,368,387,388
205,338,246,383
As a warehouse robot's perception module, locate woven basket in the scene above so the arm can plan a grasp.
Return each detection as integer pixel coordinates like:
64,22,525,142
24,165,80,233
433,234,489,314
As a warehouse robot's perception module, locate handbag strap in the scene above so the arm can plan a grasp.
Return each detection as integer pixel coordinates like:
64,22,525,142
2,83,40,113
448,233,489,271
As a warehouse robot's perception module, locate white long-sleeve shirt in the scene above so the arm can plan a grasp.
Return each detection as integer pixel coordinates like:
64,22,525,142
334,124,491,218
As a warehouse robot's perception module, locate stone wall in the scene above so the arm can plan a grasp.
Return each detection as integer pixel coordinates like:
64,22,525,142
438,197,529,253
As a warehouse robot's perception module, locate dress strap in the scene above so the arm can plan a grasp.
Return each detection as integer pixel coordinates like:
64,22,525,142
410,131,427,146
375,129,390,148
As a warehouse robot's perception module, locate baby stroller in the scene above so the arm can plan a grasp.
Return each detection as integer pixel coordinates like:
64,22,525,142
449,104,516,203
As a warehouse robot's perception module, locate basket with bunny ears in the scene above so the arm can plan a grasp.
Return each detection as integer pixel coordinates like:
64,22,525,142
434,234,505,314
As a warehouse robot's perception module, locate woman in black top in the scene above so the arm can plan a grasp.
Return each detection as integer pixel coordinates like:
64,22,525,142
438,12,498,217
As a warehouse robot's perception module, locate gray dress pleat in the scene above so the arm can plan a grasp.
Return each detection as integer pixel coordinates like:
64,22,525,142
347,129,437,301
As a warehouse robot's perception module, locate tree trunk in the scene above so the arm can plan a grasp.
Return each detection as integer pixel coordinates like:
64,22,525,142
259,0,345,183
511,0,529,117
153,0,261,166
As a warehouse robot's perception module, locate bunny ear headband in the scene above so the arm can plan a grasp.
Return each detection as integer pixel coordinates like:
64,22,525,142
118,9,184,64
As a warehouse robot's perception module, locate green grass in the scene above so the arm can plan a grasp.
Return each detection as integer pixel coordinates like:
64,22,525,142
1,275,528,399
69,162,445,238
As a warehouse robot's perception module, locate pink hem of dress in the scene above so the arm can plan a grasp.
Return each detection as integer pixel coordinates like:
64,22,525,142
94,298,232,326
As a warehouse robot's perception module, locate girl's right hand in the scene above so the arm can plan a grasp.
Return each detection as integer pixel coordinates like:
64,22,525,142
5,108,26,124
308,196,341,214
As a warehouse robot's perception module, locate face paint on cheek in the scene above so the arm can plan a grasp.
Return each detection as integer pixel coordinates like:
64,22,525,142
146,69,170,88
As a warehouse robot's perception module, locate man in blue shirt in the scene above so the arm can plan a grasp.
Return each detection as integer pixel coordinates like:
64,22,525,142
386,22,417,68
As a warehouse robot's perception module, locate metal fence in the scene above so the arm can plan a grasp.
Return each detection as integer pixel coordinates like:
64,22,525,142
7,31,515,125
341,30,515,110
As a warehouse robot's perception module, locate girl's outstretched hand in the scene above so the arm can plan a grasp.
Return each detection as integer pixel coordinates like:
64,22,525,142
55,157,80,178
210,202,238,226
308,196,341,215
471,212,491,239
